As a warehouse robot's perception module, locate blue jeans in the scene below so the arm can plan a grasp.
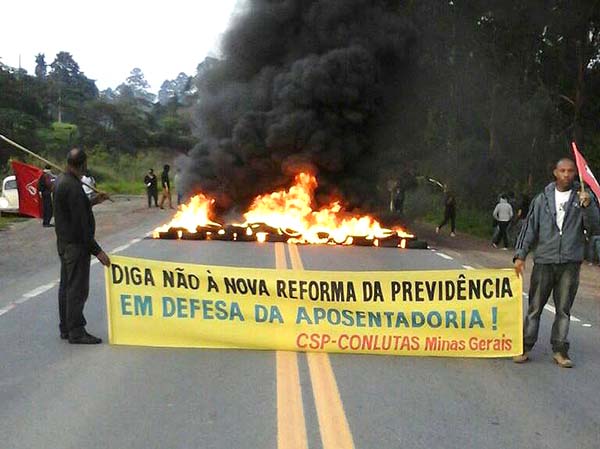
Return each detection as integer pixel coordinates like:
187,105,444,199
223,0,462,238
523,262,581,354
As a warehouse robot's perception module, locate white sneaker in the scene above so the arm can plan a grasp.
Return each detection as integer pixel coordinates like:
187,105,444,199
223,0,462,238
450,232,456,237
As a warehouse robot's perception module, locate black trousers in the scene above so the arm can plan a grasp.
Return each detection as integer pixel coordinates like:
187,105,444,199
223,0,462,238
58,243,91,336
438,207,456,232
42,193,53,225
147,189,158,207
493,221,510,248
523,262,581,354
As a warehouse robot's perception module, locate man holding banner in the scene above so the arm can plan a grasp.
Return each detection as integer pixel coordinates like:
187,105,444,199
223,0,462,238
513,157,600,367
54,148,111,344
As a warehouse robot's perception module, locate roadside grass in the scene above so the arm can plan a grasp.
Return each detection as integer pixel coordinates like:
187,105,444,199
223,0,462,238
404,187,494,239
420,208,494,239
88,147,174,195
0,214,28,231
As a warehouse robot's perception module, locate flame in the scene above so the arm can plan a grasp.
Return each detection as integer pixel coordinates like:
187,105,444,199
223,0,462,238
152,194,220,238
242,173,413,244
152,172,413,246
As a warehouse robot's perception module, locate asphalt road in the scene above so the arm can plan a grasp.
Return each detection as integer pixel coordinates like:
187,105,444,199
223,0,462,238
1,218,599,449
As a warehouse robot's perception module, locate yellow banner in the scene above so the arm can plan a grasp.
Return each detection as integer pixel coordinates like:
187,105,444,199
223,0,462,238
105,255,522,357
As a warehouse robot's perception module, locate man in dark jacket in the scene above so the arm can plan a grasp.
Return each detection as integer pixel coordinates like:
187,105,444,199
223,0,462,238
159,164,173,209
144,168,158,207
54,148,111,344
513,158,600,367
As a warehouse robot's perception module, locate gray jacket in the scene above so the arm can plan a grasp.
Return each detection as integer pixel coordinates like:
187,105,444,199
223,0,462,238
514,182,600,264
493,198,513,222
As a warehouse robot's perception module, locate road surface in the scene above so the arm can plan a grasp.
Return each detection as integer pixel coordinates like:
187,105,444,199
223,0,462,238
1,216,599,449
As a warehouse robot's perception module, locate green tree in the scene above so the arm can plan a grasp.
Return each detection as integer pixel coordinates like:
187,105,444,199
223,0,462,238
34,53,47,79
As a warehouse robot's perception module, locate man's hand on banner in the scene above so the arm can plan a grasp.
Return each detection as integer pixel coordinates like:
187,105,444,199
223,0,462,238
514,258,525,277
97,251,111,267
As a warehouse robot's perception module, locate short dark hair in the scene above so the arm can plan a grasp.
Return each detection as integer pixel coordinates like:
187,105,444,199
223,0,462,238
556,157,575,169
163,164,170,171
44,164,51,170
67,148,87,169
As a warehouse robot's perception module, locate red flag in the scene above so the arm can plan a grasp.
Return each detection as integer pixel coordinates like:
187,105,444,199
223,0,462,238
11,160,43,218
571,142,600,203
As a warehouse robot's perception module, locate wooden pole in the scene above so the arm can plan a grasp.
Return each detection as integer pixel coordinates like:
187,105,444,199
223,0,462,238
0,133,112,201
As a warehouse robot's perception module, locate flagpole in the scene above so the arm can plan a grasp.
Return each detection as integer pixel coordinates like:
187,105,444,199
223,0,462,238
571,141,586,198
0,133,112,201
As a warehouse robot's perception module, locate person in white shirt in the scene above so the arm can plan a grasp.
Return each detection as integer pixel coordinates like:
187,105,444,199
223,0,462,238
81,170,96,200
513,158,599,367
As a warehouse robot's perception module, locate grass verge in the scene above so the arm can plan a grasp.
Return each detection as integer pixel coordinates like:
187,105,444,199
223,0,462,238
0,214,27,231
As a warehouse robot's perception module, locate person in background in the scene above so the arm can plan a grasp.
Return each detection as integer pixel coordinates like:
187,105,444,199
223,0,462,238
492,195,513,249
144,168,158,208
81,169,96,201
513,158,600,367
38,164,56,227
159,164,173,209
174,168,183,206
436,188,457,237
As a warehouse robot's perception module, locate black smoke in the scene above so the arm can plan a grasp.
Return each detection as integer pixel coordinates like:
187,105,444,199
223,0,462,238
185,0,416,212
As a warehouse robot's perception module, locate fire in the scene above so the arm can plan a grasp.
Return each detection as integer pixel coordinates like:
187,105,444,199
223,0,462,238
152,194,220,238
242,173,413,244
152,172,414,247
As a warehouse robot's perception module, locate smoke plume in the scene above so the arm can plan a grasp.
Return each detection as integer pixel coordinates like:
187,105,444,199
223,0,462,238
185,0,415,212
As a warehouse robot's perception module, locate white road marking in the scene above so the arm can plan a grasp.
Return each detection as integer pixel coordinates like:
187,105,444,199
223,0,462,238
0,304,16,315
1,231,152,319
22,282,56,299
436,252,453,260
544,304,556,313
112,244,131,253
462,265,475,270
582,324,592,328
542,303,581,322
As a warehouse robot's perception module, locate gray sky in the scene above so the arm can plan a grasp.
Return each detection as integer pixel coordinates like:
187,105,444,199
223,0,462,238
0,0,241,92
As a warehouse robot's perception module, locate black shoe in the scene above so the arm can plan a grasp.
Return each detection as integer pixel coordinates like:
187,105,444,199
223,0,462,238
69,331,102,344
60,332,69,340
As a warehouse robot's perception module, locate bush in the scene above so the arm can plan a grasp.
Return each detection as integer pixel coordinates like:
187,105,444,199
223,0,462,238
87,145,173,194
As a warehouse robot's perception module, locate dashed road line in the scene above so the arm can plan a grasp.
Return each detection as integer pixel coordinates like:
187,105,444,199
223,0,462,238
436,252,453,260
522,294,587,325
462,265,475,270
22,282,56,299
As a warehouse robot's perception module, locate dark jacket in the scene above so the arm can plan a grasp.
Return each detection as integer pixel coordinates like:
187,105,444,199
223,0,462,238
161,171,170,190
144,173,157,191
514,182,600,264
53,172,102,256
38,171,55,196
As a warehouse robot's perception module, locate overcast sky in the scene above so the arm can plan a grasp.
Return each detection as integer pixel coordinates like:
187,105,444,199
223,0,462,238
0,0,241,92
